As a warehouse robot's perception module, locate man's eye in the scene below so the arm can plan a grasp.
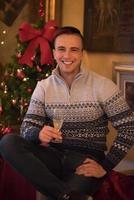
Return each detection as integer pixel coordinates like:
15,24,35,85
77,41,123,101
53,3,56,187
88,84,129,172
58,49,65,52
57,48,65,52
72,49,78,52
71,48,81,52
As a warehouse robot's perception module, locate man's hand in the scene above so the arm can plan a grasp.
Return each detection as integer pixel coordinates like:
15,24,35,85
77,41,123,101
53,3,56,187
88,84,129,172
39,125,62,146
75,158,107,178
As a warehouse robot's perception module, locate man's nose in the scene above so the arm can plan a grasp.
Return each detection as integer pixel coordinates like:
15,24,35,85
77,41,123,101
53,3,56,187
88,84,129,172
63,50,71,58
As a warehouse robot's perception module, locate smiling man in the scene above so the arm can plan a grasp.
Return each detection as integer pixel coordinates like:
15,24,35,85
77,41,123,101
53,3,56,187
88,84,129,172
0,26,134,200
53,32,83,85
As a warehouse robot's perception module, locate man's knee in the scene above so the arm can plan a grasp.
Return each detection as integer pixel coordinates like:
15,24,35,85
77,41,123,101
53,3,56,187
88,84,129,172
0,134,20,156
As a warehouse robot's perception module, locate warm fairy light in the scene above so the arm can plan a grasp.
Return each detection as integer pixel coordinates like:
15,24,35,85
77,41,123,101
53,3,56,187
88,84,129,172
23,78,27,81
2,30,6,34
4,85,8,93
23,77,29,82
46,73,49,77
12,99,17,105
4,90,7,94
1,30,6,46
1,41,5,45
1,82,5,87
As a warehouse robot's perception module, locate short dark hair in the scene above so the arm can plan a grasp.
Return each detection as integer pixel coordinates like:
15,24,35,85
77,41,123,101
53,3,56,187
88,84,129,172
52,26,84,49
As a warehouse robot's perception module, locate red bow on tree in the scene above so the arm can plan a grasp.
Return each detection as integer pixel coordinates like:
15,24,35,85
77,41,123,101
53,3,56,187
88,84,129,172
18,20,57,67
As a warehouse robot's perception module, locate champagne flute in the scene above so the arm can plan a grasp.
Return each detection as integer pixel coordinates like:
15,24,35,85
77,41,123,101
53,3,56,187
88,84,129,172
52,108,64,143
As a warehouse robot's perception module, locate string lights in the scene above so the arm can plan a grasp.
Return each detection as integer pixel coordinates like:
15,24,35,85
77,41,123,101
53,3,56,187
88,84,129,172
0,29,7,46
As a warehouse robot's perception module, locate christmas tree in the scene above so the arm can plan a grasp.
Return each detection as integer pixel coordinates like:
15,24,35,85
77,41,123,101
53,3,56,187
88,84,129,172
0,1,57,135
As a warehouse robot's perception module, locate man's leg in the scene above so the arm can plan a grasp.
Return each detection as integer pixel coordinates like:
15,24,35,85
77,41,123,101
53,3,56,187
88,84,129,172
60,150,105,199
0,134,68,199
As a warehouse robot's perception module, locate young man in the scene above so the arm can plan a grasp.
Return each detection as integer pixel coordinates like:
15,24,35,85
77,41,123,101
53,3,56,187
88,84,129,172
0,26,134,200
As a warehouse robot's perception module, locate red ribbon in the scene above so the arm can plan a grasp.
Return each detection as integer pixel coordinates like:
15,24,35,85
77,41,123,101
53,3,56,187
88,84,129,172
18,20,57,67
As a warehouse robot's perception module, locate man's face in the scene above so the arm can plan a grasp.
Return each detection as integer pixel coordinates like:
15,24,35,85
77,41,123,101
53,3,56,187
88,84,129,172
53,34,83,75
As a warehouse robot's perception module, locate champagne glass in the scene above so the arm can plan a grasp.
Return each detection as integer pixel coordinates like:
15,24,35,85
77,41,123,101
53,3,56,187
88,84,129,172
52,108,64,143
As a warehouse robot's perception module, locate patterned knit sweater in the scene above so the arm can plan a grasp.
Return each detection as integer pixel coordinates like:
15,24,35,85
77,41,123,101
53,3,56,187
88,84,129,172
20,66,134,172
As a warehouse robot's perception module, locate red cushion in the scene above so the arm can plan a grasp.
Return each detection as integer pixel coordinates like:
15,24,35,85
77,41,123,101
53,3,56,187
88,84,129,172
0,159,36,200
93,170,134,200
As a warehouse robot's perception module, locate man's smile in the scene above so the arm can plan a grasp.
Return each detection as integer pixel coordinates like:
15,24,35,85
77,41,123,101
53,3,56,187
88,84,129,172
61,60,73,65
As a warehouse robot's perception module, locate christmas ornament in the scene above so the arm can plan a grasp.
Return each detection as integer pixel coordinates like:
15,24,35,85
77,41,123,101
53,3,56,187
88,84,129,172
2,127,13,134
18,20,57,67
39,0,45,18
31,54,36,61
0,105,2,114
27,88,33,93
4,70,9,77
16,52,22,58
37,65,42,72
16,69,25,80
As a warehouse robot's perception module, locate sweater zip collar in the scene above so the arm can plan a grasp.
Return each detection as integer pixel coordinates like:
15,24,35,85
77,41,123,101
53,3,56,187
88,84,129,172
52,64,86,81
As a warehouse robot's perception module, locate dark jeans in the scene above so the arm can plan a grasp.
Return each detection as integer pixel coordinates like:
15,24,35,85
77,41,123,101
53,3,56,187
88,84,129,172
0,134,105,199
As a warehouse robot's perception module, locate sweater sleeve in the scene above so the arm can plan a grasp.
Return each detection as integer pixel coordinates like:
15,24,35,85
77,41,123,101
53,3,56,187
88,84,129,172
99,79,134,172
20,81,47,143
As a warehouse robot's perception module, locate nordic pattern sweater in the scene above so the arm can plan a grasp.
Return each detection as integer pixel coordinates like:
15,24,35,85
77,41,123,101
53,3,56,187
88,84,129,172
20,66,134,172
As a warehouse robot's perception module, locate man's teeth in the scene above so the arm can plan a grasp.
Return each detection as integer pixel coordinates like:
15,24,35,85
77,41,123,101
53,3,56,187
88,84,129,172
62,61,73,64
